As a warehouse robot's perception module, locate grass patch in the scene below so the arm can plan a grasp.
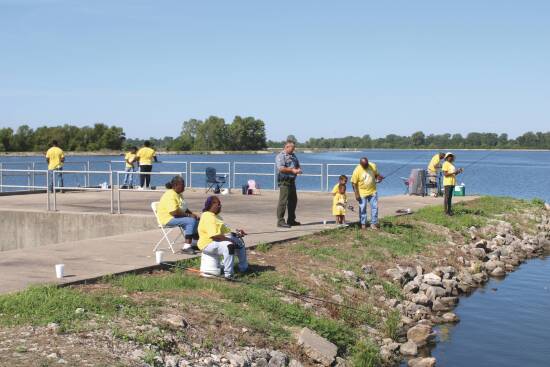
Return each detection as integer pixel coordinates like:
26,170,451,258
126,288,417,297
350,339,381,367
0,285,133,330
255,242,273,253
383,309,401,340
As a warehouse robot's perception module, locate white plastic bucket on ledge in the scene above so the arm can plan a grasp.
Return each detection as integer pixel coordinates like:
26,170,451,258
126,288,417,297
200,252,222,277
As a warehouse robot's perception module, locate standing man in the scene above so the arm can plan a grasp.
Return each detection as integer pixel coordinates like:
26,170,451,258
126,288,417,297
427,152,445,197
442,152,463,216
351,157,384,230
45,140,65,192
136,141,158,189
276,140,302,228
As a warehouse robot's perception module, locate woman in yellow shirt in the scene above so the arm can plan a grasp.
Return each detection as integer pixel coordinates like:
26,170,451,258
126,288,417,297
157,176,199,254
198,196,248,280
441,152,463,216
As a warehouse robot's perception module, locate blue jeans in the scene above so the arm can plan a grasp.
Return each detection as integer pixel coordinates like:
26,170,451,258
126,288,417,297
48,168,64,192
122,167,135,186
202,235,248,277
359,193,378,225
166,216,198,239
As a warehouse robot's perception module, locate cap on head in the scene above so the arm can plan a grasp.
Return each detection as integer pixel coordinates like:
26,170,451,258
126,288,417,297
444,152,454,159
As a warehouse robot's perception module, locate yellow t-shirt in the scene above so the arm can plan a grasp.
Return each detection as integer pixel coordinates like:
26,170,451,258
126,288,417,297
125,152,137,169
198,211,231,250
427,154,441,173
332,192,347,216
137,147,156,165
157,189,184,226
46,146,64,170
442,161,457,186
351,163,378,197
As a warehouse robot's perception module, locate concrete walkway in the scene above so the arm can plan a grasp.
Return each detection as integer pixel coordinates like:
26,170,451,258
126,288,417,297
0,189,474,294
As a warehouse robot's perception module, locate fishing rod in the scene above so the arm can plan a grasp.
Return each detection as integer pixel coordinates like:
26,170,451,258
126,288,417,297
382,152,426,179
461,150,495,170
160,261,369,313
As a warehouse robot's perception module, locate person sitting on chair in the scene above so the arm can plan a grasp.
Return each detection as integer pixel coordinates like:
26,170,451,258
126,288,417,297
198,196,248,280
157,176,199,254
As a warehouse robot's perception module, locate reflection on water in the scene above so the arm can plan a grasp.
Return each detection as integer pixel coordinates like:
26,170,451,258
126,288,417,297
430,256,550,367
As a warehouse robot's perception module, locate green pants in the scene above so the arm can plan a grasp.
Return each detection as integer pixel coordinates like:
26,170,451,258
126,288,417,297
277,182,297,224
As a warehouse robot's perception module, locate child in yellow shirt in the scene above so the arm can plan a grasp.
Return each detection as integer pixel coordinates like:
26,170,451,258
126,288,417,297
331,175,348,195
332,184,348,225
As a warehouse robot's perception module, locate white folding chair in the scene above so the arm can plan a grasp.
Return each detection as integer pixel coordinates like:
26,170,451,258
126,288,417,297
151,201,185,254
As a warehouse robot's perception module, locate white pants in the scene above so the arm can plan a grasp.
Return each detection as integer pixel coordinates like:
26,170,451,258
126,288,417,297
202,237,248,277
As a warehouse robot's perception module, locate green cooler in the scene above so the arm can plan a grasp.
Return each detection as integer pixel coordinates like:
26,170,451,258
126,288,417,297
453,185,466,196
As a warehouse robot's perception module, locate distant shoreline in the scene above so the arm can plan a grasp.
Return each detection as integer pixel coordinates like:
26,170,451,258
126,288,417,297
1,147,549,158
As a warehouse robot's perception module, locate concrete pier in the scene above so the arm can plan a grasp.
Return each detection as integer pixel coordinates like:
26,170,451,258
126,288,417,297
0,189,474,294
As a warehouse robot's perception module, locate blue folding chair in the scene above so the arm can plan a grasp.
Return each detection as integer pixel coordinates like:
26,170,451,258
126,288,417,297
205,167,226,193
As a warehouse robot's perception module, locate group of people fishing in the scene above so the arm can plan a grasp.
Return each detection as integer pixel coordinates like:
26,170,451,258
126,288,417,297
152,140,463,280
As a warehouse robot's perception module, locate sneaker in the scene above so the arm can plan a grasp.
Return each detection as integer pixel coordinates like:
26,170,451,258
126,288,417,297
277,222,291,228
371,224,381,230
181,247,196,255
287,221,301,226
224,274,236,281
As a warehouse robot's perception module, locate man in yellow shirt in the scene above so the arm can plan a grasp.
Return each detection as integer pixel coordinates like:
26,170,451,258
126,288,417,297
122,146,137,188
45,140,65,192
136,141,158,189
441,152,463,216
351,157,384,230
427,152,445,197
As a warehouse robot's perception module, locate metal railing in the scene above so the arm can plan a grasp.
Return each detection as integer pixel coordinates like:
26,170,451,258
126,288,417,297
233,162,277,190
326,163,357,191
115,170,187,214
189,161,231,189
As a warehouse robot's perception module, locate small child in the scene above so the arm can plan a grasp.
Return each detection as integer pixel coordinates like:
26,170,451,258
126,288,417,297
332,175,348,196
332,183,348,225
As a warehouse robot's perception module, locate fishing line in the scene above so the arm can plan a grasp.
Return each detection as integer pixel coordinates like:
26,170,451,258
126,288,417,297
382,152,426,179
160,261,368,313
462,150,495,170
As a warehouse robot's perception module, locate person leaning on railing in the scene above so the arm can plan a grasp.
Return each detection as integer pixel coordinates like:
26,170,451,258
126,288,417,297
136,141,158,189
275,140,302,228
45,140,65,192
157,176,200,254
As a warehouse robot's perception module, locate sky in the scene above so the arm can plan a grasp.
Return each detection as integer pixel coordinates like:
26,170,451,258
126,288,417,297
1,0,549,141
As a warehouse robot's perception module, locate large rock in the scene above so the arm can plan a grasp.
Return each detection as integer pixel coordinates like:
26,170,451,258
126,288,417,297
408,357,436,367
226,353,251,367
423,273,442,286
400,341,418,356
406,324,435,347
442,312,459,323
491,267,506,277
425,286,446,301
268,351,288,367
288,360,303,367
297,327,337,366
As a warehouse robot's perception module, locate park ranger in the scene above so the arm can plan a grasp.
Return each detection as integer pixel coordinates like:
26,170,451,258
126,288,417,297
276,140,302,228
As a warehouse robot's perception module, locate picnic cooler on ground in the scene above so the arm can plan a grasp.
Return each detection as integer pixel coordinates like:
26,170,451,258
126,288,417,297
408,169,426,196
454,184,466,196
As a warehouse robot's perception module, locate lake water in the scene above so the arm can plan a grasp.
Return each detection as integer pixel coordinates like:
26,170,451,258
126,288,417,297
1,150,549,201
431,255,550,366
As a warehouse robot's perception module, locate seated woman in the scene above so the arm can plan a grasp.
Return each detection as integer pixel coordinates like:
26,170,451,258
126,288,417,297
198,196,248,280
157,176,199,254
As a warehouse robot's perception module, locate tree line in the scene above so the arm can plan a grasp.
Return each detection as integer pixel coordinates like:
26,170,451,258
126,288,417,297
2,121,550,152
0,123,125,152
268,131,550,150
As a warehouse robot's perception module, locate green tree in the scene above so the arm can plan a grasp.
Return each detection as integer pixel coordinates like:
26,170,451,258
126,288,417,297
195,116,230,150
228,116,267,150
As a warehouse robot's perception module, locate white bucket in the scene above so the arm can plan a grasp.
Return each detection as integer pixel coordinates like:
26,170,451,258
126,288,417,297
155,250,164,264
200,252,222,276
55,264,65,279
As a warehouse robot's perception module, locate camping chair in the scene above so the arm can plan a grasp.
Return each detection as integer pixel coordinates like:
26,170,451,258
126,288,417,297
247,179,261,195
151,201,185,254
205,167,226,193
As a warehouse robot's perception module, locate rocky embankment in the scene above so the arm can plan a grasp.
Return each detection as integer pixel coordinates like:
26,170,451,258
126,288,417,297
379,213,550,367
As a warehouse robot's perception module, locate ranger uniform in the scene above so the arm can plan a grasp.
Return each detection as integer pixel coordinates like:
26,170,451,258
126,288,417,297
276,149,300,226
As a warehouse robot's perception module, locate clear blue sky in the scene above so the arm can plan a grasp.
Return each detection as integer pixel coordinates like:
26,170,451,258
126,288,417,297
1,0,549,141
